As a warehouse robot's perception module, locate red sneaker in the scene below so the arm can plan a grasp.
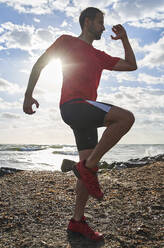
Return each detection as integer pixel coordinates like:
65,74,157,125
67,217,103,241
61,159,98,173
73,160,103,200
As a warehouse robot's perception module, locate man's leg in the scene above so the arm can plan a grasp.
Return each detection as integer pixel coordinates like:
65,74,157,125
68,147,104,241
86,106,135,168
73,149,93,221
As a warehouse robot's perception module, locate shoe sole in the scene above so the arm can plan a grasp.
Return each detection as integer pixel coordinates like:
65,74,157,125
67,229,104,241
61,159,76,172
61,159,81,178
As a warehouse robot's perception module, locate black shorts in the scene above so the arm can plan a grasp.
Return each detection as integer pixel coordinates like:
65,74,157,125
60,98,113,151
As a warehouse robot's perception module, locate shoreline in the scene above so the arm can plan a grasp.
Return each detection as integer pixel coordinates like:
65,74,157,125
0,153,164,177
0,158,164,247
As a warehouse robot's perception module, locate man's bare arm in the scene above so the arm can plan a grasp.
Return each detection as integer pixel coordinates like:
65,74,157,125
23,51,52,114
25,52,51,97
111,24,137,71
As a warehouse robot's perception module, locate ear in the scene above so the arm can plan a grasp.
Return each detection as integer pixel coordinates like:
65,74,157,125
84,17,91,27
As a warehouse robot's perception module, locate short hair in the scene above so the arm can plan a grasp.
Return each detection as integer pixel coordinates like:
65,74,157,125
79,7,104,30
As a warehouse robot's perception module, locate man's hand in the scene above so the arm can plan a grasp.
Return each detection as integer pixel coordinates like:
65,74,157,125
111,24,127,40
23,95,39,115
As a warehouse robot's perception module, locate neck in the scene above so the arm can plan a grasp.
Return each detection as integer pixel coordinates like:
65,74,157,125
78,33,94,45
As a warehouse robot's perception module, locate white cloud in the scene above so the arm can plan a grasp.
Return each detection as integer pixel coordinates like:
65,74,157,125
0,77,22,94
139,36,164,69
98,86,164,127
51,0,70,11
0,97,21,110
0,22,34,51
1,0,163,30
0,0,53,15
61,21,68,28
115,72,137,83
1,112,21,119
129,18,164,29
0,22,60,53
33,18,40,23
0,27,4,33
73,0,115,10
113,0,164,21
100,1,164,29
104,37,142,59
0,21,77,54
0,0,70,15
113,72,164,85
138,73,164,85
0,45,4,51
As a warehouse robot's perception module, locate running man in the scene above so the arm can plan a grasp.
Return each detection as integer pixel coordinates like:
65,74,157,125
23,7,137,241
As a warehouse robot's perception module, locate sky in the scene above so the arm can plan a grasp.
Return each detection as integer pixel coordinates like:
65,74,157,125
0,0,164,145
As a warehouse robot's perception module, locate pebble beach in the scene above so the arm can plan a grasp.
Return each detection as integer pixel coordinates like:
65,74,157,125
0,159,164,248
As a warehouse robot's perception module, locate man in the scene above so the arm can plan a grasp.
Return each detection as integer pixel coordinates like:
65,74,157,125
23,7,137,241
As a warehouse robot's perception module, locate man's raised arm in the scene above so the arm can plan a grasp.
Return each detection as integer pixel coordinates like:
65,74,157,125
111,24,137,71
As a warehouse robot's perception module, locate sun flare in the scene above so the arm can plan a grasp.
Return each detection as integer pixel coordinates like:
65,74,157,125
40,59,63,92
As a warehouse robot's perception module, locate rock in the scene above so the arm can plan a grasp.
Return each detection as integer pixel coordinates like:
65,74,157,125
0,167,23,177
100,153,164,170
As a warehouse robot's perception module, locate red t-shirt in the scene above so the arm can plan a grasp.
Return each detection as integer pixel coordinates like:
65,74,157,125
46,35,120,105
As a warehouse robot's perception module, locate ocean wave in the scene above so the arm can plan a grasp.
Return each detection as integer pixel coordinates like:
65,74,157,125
0,145,48,152
52,151,78,156
0,144,75,152
50,145,64,149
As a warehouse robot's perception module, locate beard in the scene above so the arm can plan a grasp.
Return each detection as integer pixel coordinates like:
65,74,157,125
88,25,102,40
94,32,102,40
91,30,102,40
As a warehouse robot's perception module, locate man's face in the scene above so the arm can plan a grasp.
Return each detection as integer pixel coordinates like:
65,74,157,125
87,13,105,40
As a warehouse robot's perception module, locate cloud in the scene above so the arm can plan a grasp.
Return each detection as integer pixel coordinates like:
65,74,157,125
73,0,115,11
61,21,68,28
0,97,21,110
112,0,164,22
51,0,70,11
1,112,21,119
138,73,164,85
114,72,164,85
0,0,114,16
101,0,164,29
98,86,164,129
0,77,22,94
98,37,142,60
0,0,53,15
129,17,164,29
115,72,137,83
33,18,40,23
1,0,163,30
0,22,34,51
139,36,164,69
0,21,76,54
0,0,70,15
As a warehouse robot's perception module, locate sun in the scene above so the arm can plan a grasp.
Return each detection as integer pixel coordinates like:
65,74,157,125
40,58,63,92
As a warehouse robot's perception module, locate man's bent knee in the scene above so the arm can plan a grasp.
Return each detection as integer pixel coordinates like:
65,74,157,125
125,111,135,131
104,106,135,128
126,111,135,126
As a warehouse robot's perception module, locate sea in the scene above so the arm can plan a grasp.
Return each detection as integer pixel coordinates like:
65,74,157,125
0,144,164,171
